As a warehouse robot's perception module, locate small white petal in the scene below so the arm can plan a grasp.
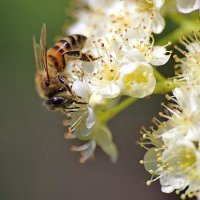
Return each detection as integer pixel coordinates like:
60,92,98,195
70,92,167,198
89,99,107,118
72,81,89,102
89,94,105,107
125,49,145,62
151,11,165,34
154,0,165,9
120,62,138,75
96,83,121,98
161,185,174,193
149,46,171,66
86,106,96,129
82,61,96,73
176,0,199,13
126,29,149,44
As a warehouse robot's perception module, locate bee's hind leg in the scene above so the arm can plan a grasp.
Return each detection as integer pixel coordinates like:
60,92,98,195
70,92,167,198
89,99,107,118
79,53,100,62
63,51,100,62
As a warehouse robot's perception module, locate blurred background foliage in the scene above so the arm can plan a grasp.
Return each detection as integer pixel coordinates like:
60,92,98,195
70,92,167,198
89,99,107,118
0,0,197,200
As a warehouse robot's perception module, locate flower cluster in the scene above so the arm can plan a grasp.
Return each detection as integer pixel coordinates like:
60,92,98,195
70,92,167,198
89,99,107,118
140,32,200,199
33,0,200,198
64,0,171,163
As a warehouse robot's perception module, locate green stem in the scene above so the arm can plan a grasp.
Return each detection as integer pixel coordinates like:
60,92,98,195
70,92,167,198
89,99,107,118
168,12,198,29
153,79,179,94
98,97,137,124
153,68,166,81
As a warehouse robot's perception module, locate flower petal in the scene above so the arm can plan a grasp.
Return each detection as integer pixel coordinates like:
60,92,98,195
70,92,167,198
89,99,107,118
154,0,165,9
96,126,118,163
161,185,174,193
149,46,171,66
72,80,89,102
86,106,96,129
151,11,165,34
88,80,121,98
176,0,199,13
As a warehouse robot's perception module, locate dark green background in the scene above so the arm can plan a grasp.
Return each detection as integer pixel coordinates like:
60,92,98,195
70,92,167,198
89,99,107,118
0,1,194,200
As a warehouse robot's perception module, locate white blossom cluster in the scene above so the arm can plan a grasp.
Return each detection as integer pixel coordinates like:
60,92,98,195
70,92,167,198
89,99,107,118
61,0,200,198
64,0,172,163
64,0,200,163
140,32,200,200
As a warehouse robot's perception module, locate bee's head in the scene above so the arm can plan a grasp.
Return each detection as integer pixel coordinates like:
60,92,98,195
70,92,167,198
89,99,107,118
45,96,66,108
45,93,74,110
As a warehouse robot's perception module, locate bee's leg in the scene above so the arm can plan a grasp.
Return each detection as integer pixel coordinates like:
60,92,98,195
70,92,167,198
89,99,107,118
63,105,87,113
63,107,80,113
63,51,100,62
57,75,87,105
71,98,87,105
63,51,81,59
79,53,100,62
57,75,76,98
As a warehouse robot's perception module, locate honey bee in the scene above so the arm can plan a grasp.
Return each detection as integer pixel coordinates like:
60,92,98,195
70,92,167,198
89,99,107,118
33,24,97,111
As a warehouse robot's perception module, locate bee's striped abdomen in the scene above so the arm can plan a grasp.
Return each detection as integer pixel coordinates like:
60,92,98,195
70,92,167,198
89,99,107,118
58,34,87,51
47,46,65,71
47,34,87,71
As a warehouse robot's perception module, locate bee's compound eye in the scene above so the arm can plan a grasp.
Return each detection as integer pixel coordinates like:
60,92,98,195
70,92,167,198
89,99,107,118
50,96,66,106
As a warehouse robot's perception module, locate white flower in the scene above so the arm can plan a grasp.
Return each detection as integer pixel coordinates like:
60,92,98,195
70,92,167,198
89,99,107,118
119,62,156,98
121,29,171,66
68,11,107,39
83,60,121,99
62,81,118,163
72,80,96,128
130,0,165,34
68,0,169,101
69,0,166,41
141,129,200,199
69,123,118,163
157,86,200,142
176,0,200,13
79,28,170,99
80,38,122,99
159,140,200,199
175,33,200,84
140,83,200,199
63,80,95,139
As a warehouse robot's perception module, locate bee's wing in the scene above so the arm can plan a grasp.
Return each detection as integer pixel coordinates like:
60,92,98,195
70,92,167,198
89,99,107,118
40,23,47,63
39,23,50,81
33,36,43,71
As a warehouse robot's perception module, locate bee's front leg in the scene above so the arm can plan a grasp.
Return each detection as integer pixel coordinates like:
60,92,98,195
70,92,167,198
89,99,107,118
57,75,76,98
